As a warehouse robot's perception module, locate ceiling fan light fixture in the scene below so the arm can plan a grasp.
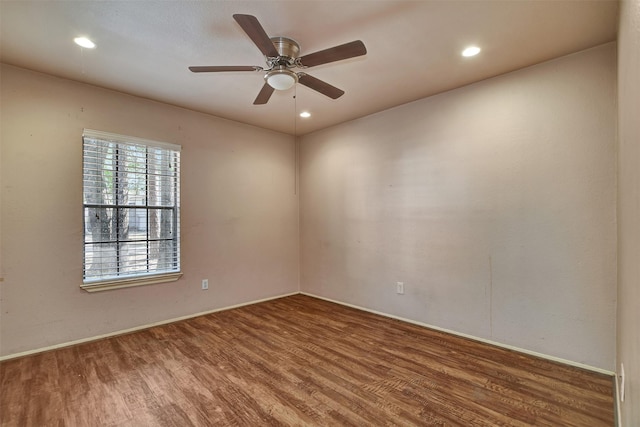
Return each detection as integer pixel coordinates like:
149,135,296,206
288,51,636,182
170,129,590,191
190,15,366,104
265,69,298,91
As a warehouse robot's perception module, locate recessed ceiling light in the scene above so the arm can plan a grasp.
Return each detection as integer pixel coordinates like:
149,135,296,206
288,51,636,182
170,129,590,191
74,37,96,49
300,111,311,118
462,46,481,57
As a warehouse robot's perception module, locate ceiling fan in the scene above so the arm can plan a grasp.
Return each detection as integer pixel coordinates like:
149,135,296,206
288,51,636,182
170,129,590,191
189,14,367,105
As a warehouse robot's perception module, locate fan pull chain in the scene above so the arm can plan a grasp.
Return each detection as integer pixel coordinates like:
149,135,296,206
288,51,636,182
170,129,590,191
293,86,297,137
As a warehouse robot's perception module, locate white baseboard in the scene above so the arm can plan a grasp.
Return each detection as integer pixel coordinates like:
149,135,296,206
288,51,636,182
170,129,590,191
614,372,622,427
301,291,616,378
0,292,299,362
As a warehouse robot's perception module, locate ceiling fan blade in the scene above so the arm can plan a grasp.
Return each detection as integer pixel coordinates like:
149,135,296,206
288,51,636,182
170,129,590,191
298,74,344,99
189,66,261,73
233,14,279,58
253,83,275,105
298,40,367,68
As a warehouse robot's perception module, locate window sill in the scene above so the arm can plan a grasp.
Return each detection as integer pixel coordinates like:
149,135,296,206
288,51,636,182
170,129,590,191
81,272,182,293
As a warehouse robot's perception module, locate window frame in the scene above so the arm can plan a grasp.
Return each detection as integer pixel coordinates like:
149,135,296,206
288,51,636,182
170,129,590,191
81,129,182,292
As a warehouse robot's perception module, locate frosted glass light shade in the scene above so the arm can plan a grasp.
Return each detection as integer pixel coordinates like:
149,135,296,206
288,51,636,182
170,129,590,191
266,70,297,90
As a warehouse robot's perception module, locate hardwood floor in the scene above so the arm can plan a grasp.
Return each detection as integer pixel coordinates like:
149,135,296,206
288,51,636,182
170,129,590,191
1,294,614,426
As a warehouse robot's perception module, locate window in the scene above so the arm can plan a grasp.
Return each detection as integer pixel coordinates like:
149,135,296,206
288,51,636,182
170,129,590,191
82,129,181,292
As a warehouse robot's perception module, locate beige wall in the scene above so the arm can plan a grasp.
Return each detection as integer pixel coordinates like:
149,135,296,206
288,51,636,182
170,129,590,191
617,0,640,424
0,65,299,357
300,43,617,371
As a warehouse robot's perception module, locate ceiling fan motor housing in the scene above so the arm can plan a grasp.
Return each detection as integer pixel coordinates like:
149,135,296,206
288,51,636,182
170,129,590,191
270,37,300,64
264,37,300,90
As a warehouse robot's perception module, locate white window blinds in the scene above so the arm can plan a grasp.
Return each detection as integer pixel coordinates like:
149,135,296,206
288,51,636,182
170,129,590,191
82,130,181,287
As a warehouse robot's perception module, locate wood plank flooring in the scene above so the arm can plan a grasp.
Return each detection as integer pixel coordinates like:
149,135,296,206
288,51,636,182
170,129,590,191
0,294,614,426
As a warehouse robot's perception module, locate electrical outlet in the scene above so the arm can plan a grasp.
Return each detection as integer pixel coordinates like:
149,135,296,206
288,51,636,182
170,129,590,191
396,282,404,295
201,279,209,290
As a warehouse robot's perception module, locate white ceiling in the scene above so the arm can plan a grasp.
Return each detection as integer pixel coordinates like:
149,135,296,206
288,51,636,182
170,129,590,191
0,1,618,136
